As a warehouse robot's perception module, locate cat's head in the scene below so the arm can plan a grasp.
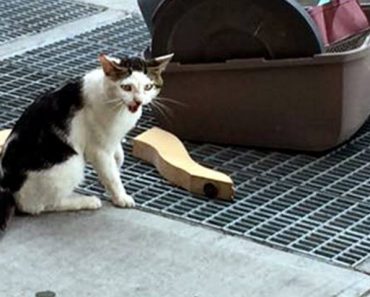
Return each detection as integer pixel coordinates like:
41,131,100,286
99,53,173,113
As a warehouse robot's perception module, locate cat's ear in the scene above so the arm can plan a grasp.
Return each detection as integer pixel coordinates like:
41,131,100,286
98,54,127,78
148,53,174,73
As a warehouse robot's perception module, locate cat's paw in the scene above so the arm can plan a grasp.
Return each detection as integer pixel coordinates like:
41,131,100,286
86,196,103,210
112,194,136,208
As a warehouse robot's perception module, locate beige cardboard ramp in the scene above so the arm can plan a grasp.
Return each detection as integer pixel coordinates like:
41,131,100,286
133,127,234,200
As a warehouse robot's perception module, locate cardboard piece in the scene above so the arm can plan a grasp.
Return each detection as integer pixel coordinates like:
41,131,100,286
133,127,234,200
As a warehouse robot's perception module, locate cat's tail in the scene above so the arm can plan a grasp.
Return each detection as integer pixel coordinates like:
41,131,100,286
0,190,15,234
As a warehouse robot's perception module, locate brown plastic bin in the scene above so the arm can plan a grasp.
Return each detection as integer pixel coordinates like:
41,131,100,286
155,8,370,152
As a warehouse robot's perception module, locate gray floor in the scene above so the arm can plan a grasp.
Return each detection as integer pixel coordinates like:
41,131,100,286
1,205,370,297
1,1,370,297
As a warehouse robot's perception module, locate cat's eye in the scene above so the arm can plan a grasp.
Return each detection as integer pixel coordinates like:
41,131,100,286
144,84,154,91
122,84,132,92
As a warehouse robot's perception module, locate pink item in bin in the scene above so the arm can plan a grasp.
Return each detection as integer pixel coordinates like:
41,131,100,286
308,0,370,46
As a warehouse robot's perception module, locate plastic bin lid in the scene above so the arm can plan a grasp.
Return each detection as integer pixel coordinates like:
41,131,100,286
150,0,324,63
137,0,161,34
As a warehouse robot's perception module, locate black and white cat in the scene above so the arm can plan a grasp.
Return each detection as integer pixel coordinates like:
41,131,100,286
0,53,173,231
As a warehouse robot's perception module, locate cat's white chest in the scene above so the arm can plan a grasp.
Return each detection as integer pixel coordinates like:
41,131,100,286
104,107,142,145
119,108,142,137
70,106,142,155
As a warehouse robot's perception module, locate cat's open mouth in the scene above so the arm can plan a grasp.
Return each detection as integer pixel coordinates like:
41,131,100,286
128,102,141,113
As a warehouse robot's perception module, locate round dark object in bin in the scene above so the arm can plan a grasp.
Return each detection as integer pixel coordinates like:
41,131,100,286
203,183,218,199
150,0,324,63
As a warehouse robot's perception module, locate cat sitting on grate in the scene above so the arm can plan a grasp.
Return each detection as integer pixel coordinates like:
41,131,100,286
0,53,173,232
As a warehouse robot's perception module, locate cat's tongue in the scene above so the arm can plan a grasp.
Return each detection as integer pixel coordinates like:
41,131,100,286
128,102,141,113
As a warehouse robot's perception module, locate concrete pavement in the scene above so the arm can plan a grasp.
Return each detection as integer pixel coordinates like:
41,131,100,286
1,205,370,297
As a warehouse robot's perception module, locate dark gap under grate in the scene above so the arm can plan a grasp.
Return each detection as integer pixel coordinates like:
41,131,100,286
2,13,370,268
0,0,106,44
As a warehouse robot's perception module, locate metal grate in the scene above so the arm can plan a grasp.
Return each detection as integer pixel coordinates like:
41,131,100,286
7,14,150,79
326,31,370,53
2,13,370,268
0,0,106,44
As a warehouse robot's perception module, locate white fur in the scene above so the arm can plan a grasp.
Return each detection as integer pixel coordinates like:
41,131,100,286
14,65,160,214
16,155,101,214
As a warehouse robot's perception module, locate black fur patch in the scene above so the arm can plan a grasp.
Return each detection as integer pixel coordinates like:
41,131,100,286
0,79,84,193
118,56,164,88
0,190,15,232
119,56,161,73
119,56,148,74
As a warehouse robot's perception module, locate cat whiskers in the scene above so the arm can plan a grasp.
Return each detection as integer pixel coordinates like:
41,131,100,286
155,96,187,107
151,96,187,125
150,100,173,125
105,98,122,104
105,98,125,111
153,99,174,115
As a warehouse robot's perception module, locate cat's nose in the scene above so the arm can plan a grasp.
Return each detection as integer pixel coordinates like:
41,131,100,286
134,99,142,106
